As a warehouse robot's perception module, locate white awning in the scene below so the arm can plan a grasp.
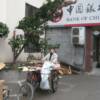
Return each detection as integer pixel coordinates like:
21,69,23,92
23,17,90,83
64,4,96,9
25,0,77,8
25,0,46,8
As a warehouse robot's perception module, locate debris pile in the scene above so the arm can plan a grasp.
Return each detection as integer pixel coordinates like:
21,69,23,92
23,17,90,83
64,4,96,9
0,80,5,100
58,64,80,75
0,63,5,70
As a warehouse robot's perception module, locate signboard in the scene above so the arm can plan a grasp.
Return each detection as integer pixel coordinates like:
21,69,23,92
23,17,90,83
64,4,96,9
48,0,100,27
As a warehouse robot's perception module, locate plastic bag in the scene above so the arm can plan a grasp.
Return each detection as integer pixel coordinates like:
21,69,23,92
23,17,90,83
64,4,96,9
40,74,50,90
40,61,53,90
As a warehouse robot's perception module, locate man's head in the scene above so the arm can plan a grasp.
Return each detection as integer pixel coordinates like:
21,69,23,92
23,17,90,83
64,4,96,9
49,48,55,53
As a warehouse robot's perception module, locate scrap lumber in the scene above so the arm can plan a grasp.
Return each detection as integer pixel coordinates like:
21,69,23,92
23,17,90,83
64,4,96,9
58,66,72,75
59,64,80,75
0,80,5,100
0,63,5,70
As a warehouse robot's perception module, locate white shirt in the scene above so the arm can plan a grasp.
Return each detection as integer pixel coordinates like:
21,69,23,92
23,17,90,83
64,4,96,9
43,52,58,64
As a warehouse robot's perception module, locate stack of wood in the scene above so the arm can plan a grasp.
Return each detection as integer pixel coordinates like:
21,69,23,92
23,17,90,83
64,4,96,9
0,80,5,100
58,66,72,75
0,63,6,100
58,64,80,75
0,63,5,70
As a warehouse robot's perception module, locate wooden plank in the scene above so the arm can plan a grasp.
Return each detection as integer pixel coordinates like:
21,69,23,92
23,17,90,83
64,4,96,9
0,80,5,100
0,63,5,70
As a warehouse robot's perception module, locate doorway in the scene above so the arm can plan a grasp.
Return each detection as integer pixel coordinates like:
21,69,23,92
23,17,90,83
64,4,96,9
93,31,100,68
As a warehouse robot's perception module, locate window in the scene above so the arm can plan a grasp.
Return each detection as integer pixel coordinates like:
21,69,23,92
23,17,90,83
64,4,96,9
24,4,40,53
25,3,37,17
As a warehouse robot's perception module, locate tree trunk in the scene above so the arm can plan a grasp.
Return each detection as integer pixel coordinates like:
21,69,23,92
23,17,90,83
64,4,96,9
13,42,27,64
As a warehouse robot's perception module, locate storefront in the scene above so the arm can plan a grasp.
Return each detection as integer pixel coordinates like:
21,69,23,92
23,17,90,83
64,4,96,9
47,0,100,72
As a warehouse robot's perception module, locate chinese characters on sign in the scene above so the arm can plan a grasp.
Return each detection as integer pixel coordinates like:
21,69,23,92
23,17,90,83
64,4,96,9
67,3,99,15
67,5,74,15
48,0,100,27
76,3,83,14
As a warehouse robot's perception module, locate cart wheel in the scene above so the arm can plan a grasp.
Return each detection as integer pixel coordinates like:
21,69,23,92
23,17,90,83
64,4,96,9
3,86,10,100
50,71,59,93
18,82,34,100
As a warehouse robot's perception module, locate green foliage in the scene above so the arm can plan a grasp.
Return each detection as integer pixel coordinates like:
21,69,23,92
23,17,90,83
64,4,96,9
9,31,41,62
48,43,60,49
9,36,25,54
17,0,64,32
40,38,49,55
40,38,60,55
9,0,63,63
0,22,9,37
25,31,41,52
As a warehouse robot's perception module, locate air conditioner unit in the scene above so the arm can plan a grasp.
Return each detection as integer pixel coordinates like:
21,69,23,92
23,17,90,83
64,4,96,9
71,27,85,46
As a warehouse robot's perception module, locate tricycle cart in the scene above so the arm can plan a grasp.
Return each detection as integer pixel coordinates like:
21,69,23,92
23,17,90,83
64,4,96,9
18,65,59,100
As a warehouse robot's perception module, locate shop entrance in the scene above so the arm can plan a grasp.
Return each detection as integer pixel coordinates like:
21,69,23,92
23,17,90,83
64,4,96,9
93,31,100,68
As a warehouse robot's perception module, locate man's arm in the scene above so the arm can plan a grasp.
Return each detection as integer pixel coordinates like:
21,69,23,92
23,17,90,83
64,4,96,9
52,53,58,63
42,53,50,61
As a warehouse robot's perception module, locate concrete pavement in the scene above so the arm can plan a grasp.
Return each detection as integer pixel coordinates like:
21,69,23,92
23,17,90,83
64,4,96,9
0,70,100,100
35,75,100,100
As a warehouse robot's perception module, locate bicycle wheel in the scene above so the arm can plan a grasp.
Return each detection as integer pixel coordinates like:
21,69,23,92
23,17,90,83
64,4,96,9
18,82,34,100
50,71,59,93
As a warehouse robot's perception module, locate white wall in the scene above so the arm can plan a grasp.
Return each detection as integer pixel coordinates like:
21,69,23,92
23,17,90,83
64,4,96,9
0,38,13,62
6,0,25,31
0,0,43,62
0,0,7,23
0,0,26,62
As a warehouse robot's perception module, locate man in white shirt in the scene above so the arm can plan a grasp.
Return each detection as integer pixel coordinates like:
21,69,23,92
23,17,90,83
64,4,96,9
40,48,60,89
42,48,60,69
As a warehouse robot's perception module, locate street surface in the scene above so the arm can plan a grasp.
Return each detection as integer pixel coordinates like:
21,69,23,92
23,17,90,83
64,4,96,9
0,71,100,100
35,75,100,100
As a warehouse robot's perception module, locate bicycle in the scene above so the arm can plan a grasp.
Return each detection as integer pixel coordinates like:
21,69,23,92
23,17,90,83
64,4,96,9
17,66,59,100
